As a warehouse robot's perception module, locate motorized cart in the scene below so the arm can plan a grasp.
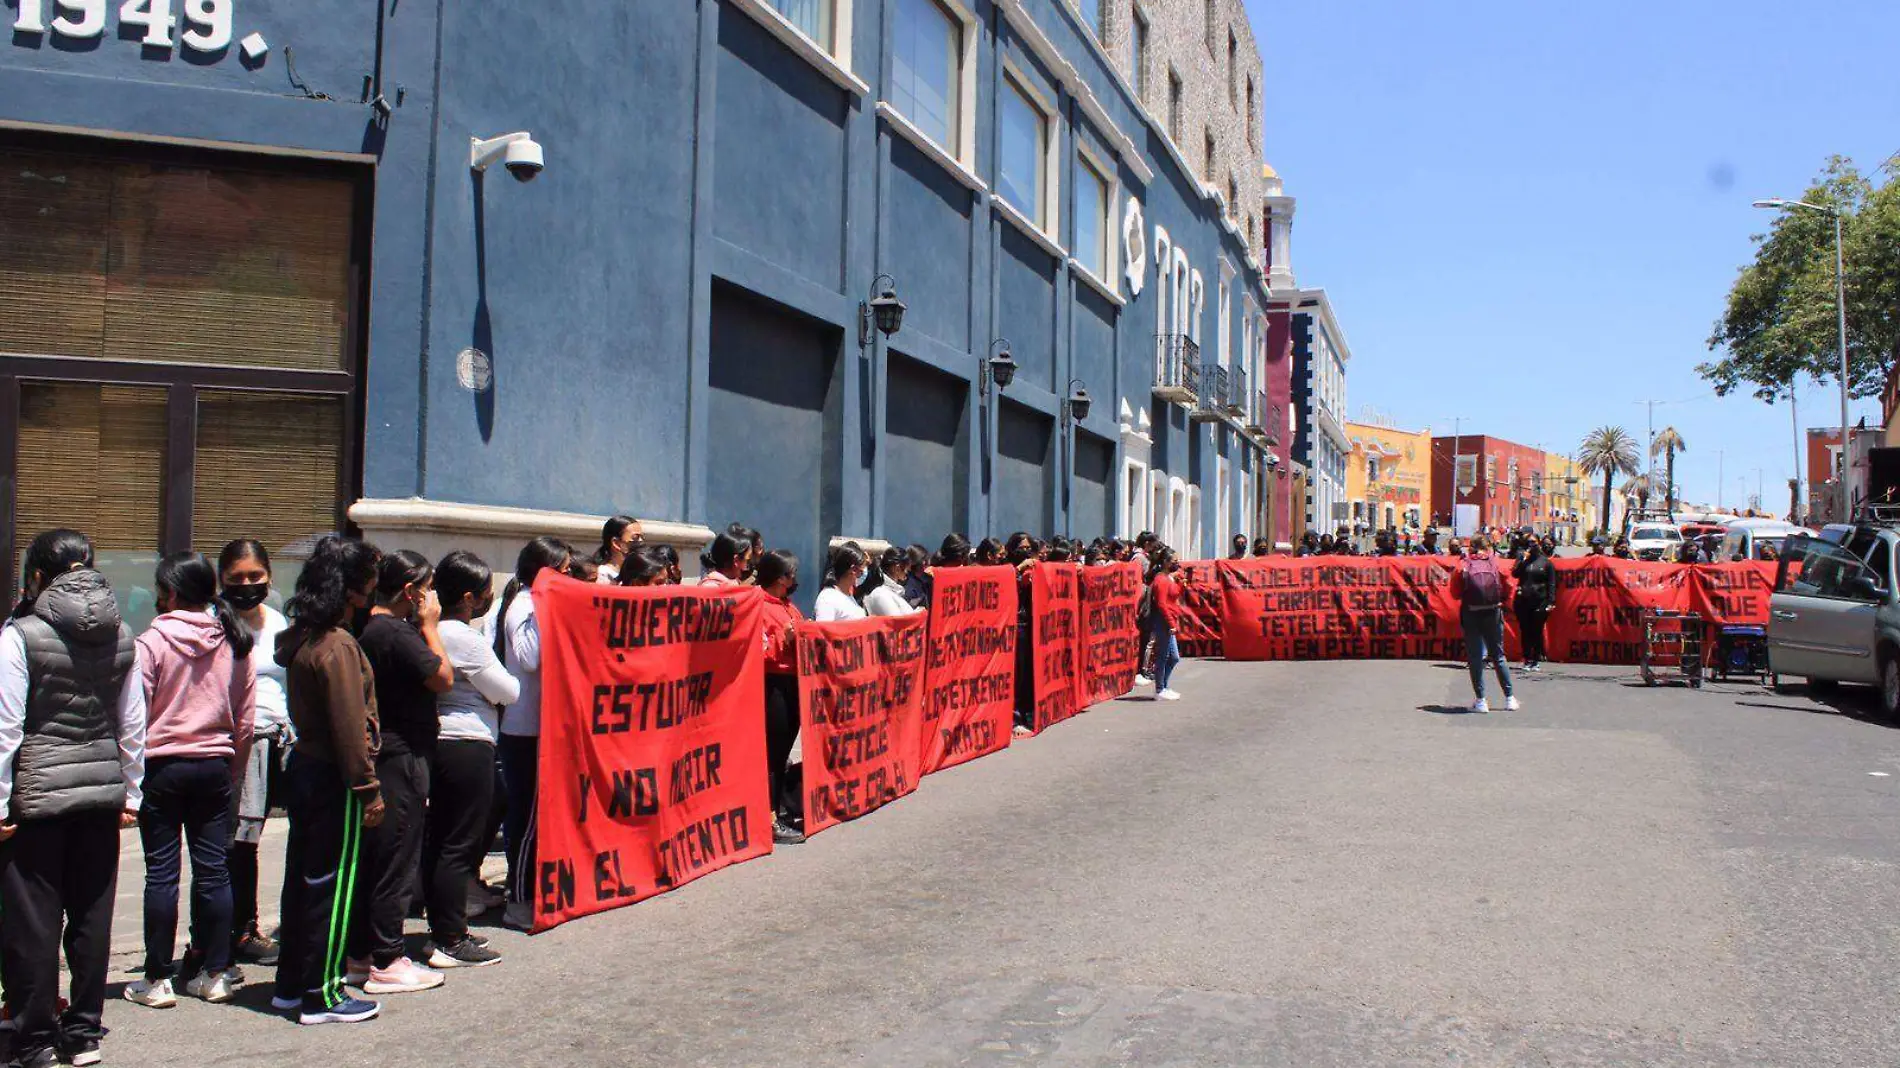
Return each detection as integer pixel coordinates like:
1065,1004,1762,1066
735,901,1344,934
1640,608,1703,688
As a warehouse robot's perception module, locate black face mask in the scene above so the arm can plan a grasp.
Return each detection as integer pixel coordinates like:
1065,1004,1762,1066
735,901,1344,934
222,583,270,611
786,581,799,597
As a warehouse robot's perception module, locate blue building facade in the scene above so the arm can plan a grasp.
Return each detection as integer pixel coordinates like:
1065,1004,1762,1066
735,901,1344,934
1,0,1278,609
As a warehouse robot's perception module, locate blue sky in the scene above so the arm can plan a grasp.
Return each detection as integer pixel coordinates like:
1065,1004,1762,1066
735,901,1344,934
1247,0,1900,512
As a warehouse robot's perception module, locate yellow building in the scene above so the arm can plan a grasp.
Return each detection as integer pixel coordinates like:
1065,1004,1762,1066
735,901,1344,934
1345,421,1434,532
1543,452,1595,544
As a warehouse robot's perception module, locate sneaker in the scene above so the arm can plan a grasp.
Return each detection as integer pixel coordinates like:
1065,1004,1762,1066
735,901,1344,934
1011,724,1033,737
1504,695,1521,711
1157,689,1181,701
772,819,806,845
235,927,280,964
362,957,445,995
1471,698,1490,713
123,978,176,1009
428,938,502,969
502,901,535,931
298,994,380,1026
185,969,237,1003
345,958,372,987
60,1039,100,1068
1135,673,1154,687
270,994,303,1012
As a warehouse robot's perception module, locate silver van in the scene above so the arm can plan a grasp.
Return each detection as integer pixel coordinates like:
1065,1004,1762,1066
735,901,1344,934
1768,526,1900,715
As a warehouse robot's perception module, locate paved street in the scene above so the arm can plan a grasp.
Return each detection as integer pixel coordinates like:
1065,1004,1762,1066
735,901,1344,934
97,658,1900,1066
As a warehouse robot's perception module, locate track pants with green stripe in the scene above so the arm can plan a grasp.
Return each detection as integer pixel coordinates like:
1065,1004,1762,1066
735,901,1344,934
273,752,365,1008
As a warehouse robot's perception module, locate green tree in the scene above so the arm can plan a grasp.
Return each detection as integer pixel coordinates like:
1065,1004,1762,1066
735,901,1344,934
1579,426,1640,537
1652,427,1686,514
1702,157,1900,404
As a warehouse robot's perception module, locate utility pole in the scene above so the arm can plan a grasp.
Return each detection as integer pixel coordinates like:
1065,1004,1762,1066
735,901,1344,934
1718,450,1725,510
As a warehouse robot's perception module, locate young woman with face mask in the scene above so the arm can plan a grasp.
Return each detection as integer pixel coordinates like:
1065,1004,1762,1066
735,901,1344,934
813,545,870,622
124,552,257,1009
754,551,807,844
493,536,576,931
215,539,288,973
420,551,514,969
269,534,384,1025
592,516,642,585
346,551,454,996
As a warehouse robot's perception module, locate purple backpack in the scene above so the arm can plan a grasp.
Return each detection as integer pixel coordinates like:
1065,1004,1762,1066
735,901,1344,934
1463,554,1504,610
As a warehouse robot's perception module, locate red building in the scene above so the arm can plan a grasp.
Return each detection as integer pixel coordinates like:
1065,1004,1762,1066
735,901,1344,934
1430,434,1548,532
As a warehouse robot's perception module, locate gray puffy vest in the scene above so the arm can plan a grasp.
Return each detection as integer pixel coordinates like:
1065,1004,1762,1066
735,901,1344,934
11,569,136,821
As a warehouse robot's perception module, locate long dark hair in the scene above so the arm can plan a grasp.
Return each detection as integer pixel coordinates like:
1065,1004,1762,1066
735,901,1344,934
434,550,493,615
826,544,866,589
375,549,434,606
975,538,1003,566
496,536,575,648
754,549,798,592
594,515,637,565
12,528,95,618
283,535,381,638
935,534,971,568
154,551,254,659
1146,547,1177,583
217,538,271,578
616,547,669,586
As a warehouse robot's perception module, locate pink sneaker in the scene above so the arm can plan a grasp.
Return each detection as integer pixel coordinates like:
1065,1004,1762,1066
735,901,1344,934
362,957,445,994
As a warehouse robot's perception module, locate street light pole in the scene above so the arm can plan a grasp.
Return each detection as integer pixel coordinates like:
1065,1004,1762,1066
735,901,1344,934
1755,197,1852,521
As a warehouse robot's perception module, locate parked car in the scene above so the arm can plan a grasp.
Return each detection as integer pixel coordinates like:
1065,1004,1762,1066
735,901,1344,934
1720,518,1816,562
1626,523,1683,561
1768,525,1900,715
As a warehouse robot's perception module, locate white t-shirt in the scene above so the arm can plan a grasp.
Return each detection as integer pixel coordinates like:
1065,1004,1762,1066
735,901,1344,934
813,586,868,622
437,619,520,744
864,578,918,617
498,591,543,737
250,606,290,733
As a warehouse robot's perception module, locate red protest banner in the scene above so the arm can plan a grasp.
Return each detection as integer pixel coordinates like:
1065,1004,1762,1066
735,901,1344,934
1545,557,1691,664
531,573,771,931
1028,563,1080,732
920,565,1018,774
1175,560,1225,658
1075,562,1143,708
796,615,928,836
1685,560,1779,627
1218,556,1471,661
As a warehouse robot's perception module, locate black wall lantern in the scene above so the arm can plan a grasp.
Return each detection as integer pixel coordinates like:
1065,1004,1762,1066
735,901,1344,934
859,274,906,347
982,339,1017,395
1066,379,1093,423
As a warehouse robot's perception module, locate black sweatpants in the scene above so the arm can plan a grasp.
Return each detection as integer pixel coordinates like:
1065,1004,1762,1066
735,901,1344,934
351,749,428,968
1515,600,1549,665
498,734,539,906
273,753,364,1009
764,673,801,820
424,738,494,945
0,809,121,1059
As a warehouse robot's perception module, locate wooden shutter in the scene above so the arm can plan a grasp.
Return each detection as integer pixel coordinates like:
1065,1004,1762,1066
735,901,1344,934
0,154,111,358
104,165,355,371
14,382,168,555
192,389,346,556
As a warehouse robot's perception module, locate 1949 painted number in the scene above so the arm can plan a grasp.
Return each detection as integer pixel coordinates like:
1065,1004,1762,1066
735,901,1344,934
12,0,233,52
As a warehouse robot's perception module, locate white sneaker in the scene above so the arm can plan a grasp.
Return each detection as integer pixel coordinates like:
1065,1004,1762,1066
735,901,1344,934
1504,696,1521,711
185,969,237,1003
363,956,445,994
1135,673,1154,687
1157,689,1182,701
502,900,535,931
1471,698,1490,713
123,977,177,1008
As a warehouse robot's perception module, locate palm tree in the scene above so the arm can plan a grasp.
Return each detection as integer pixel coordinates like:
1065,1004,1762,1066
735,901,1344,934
1651,427,1687,515
1622,474,1654,516
1578,426,1640,538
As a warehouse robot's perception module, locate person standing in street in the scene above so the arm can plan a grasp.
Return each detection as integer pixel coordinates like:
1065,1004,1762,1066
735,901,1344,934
125,552,256,1009
1450,534,1517,713
1513,540,1557,672
270,535,384,1026
494,537,575,932
1147,549,1184,701
218,540,289,972
0,529,146,1068
755,551,807,844
348,551,453,995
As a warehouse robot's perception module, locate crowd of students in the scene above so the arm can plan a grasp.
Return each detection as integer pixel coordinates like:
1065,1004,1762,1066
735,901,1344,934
0,518,1202,1064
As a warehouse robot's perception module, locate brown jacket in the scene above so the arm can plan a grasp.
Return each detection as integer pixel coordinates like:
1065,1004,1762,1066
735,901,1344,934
277,625,381,800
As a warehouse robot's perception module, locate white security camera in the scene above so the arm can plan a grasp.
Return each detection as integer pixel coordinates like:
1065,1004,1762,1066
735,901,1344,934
471,132,544,183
